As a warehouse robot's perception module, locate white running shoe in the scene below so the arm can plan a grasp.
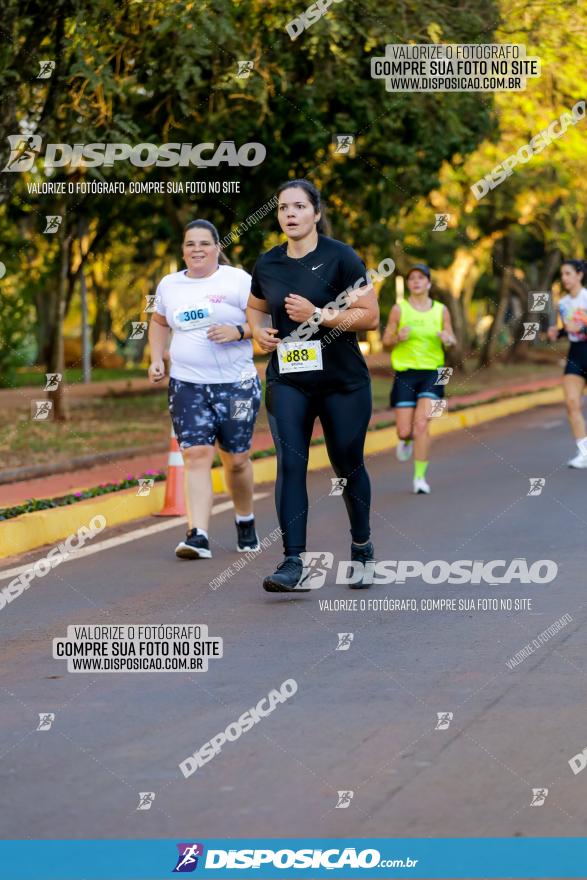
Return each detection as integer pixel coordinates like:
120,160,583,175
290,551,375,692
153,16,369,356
396,439,414,462
567,452,587,469
413,477,431,494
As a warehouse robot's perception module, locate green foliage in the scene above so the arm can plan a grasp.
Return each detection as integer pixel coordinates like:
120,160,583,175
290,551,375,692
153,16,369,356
6,0,583,367
0,293,34,387
1,0,495,289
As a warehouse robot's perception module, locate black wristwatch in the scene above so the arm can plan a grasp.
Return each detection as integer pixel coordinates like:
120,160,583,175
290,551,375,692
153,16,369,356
236,324,245,340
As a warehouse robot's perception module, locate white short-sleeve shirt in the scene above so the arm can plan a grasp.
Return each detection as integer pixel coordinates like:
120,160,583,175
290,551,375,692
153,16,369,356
559,287,587,342
155,266,254,384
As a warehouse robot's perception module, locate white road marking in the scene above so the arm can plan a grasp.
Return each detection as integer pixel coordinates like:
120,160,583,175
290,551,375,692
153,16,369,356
0,493,269,581
525,419,563,430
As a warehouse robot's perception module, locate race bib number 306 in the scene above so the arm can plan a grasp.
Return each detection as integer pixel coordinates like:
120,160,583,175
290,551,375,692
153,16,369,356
277,341,323,373
173,304,214,330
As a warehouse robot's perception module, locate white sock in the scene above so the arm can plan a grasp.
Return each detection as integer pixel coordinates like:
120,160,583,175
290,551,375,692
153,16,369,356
576,437,587,455
235,513,254,523
195,527,208,539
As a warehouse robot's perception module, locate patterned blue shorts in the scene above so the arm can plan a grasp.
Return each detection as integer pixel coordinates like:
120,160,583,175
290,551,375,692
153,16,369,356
168,376,262,452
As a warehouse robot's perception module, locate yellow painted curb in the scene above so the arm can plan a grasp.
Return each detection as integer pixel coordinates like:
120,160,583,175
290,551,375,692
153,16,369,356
0,484,167,560
0,385,564,560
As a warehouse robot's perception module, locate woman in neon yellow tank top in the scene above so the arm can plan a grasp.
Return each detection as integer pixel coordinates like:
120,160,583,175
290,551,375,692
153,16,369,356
383,264,456,494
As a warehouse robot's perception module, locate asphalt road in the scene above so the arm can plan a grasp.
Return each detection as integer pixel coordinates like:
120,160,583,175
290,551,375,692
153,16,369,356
1,402,587,844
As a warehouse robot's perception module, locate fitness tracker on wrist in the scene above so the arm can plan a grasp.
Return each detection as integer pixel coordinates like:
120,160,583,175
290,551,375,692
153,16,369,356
236,324,245,340
313,307,323,325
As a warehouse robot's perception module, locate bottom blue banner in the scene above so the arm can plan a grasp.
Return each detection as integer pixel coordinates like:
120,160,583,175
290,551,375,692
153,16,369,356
0,837,584,878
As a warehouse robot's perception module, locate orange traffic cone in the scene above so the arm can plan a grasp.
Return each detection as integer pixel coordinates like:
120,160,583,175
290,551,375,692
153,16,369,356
155,427,186,516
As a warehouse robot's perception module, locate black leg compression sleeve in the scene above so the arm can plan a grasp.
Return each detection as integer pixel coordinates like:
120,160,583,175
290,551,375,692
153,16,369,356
266,382,372,556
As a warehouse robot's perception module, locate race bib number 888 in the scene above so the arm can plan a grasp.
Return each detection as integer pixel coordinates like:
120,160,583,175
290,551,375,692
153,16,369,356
277,341,323,373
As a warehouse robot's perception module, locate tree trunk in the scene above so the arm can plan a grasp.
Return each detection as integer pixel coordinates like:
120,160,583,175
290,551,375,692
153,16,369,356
442,292,466,370
507,248,561,361
433,248,481,370
479,237,512,367
92,280,113,345
47,224,72,421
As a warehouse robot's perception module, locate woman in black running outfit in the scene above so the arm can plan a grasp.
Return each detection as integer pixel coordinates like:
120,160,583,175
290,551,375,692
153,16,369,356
246,179,380,592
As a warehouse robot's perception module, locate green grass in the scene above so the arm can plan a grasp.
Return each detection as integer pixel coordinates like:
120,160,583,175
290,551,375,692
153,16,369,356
0,361,561,472
0,393,171,470
10,367,147,388
10,356,268,388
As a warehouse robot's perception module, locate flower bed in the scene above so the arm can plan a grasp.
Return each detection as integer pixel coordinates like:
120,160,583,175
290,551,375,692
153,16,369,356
0,421,397,523
0,470,166,522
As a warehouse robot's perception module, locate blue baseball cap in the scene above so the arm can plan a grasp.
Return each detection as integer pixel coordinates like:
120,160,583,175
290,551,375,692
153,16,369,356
407,263,431,279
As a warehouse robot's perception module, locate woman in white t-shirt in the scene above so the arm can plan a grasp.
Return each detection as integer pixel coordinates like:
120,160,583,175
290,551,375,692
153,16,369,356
148,219,261,558
547,259,587,467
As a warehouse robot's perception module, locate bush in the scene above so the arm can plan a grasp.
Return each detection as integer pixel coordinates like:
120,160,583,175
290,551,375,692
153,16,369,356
0,294,34,388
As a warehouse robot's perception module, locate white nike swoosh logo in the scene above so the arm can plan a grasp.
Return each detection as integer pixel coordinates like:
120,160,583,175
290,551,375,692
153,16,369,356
311,263,324,270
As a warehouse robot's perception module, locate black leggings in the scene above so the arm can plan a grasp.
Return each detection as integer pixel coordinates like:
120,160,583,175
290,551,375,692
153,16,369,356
266,382,372,556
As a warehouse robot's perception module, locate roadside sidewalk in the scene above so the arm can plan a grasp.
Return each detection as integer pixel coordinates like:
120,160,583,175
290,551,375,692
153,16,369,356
0,376,160,408
0,428,271,507
1,374,560,508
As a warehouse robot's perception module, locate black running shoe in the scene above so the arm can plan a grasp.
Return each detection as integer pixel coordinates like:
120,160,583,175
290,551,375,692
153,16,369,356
175,529,212,559
349,540,375,589
263,556,309,593
236,518,260,552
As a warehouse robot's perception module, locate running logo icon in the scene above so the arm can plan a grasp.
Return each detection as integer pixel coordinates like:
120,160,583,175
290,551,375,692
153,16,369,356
432,213,451,232
129,321,148,340
521,322,540,341
335,790,354,809
44,215,62,233
428,399,447,418
136,792,155,810
435,367,453,385
336,633,354,651
238,369,257,390
236,60,254,78
230,399,253,420
435,711,453,730
529,292,550,312
44,373,62,391
36,713,55,731
173,843,204,872
37,60,56,79
528,478,545,496
530,787,548,806
299,551,334,590
137,478,155,497
333,134,354,155
31,400,53,421
330,477,347,496
144,294,157,313
3,134,42,172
